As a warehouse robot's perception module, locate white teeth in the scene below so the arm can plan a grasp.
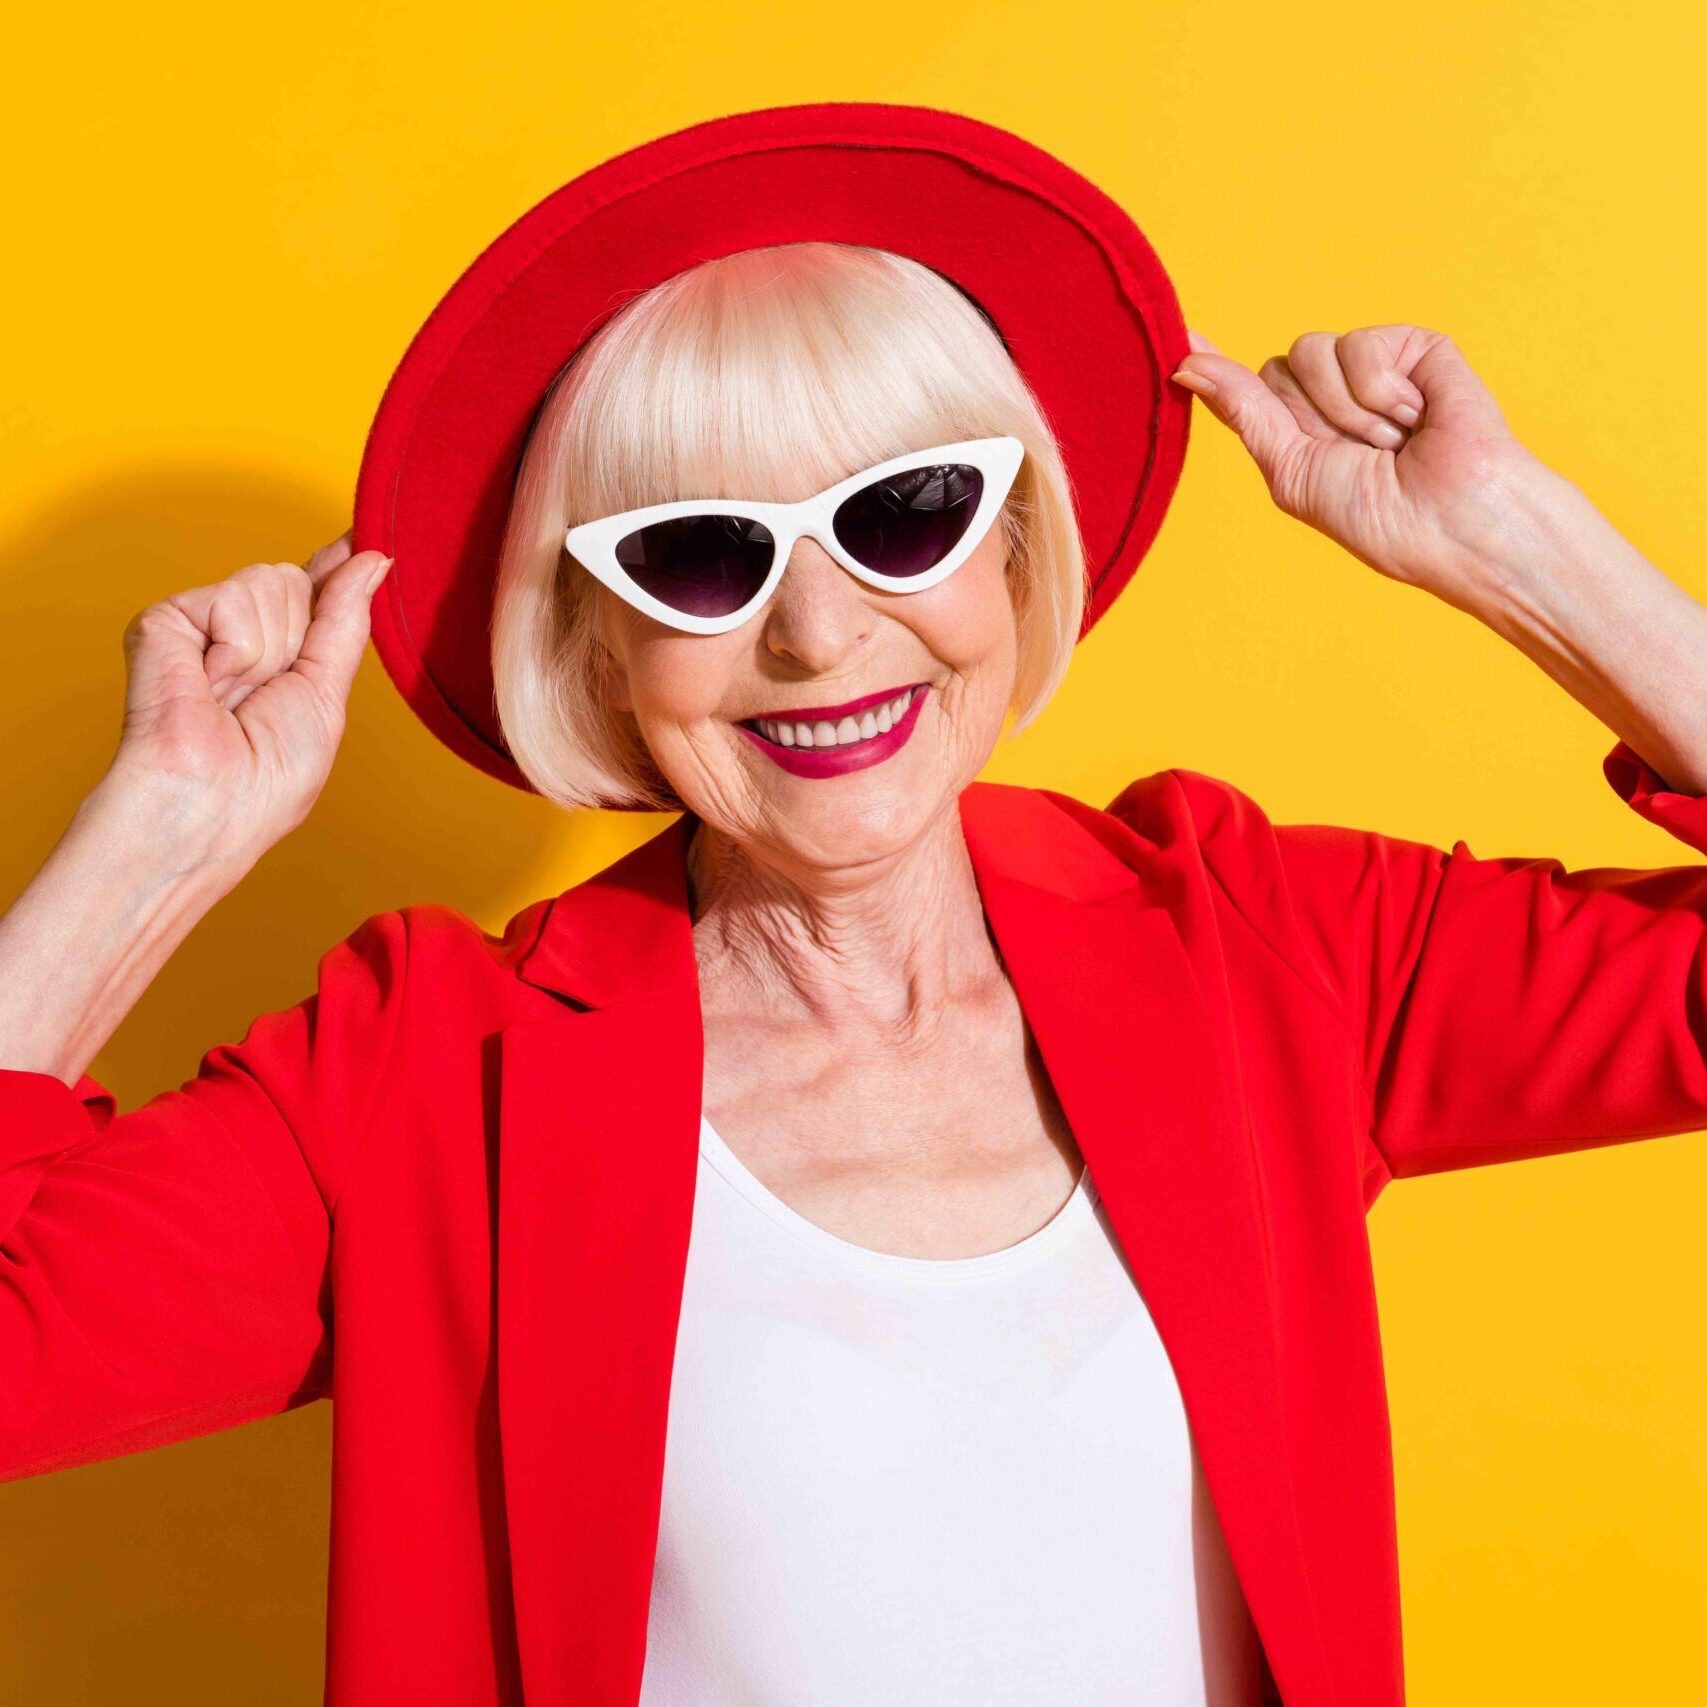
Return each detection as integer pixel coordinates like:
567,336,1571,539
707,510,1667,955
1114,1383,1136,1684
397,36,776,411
751,688,921,750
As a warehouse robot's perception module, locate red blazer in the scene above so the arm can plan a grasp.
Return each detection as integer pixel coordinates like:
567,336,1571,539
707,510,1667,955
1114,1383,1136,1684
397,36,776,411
5,739,1707,1705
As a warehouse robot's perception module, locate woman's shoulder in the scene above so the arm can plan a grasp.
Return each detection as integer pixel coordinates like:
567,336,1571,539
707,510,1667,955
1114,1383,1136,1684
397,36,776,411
979,764,1295,875
1021,762,1455,887
310,894,566,1014
990,764,1417,965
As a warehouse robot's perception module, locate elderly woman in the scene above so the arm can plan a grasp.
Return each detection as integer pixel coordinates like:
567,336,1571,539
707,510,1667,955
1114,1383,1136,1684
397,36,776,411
5,103,1707,1707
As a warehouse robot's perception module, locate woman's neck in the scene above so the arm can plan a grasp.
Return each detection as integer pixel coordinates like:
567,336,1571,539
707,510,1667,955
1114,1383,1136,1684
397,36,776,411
685,804,1002,1040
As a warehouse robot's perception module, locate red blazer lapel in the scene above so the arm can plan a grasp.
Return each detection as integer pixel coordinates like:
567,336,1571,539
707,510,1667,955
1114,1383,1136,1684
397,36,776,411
493,784,1333,1706
958,781,1333,1704
495,815,704,1707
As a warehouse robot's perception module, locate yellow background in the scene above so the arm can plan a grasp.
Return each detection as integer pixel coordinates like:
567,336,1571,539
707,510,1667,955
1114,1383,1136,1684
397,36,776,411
4,1,1704,1699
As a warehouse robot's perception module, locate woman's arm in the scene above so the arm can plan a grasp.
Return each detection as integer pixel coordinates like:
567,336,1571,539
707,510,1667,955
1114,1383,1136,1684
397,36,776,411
1152,328,1707,1184
1460,466,1707,795
0,905,409,1480
0,768,244,1084
0,532,398,1477
1171,319,1707,794
2,531,389,1086
1133,747,1707,1187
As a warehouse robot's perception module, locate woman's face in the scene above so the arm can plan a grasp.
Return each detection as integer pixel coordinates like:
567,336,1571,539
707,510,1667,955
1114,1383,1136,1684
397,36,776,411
598,491,1019,875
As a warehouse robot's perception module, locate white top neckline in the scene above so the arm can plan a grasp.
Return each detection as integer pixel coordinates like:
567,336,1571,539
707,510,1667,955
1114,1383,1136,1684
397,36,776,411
643,1114,1264,1704
697,1113,1100,1281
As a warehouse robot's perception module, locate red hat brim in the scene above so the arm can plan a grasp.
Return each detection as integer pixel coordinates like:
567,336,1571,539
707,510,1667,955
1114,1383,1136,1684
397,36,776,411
352,101,1191,794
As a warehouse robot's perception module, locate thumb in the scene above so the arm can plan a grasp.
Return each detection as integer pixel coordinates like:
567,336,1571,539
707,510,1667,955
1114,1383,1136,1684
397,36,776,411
290,550,391,708
1173,341,1303,486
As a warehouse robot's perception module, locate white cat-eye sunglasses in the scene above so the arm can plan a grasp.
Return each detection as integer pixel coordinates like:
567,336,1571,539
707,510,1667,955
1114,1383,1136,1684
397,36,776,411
564,435,1025,636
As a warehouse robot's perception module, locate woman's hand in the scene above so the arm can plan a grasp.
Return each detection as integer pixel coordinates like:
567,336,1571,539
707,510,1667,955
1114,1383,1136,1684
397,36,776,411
104,531,393,875
1172,324,1562,611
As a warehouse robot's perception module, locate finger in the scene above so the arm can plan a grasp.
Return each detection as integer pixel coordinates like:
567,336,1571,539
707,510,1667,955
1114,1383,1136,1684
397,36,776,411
1186,327,1223,356
1396,329,1512,438
1257,354,1342,440
1284,331,1408,450
304,530,356,591
1171,346,1308,486
1336,326,1428,428
310,542,389,599
121,597,230,708
284,554,313,662
195,579,267,706
289,552,391,709
216,564,301,710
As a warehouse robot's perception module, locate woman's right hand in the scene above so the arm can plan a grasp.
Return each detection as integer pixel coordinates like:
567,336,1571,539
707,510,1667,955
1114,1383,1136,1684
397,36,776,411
105,531,394,876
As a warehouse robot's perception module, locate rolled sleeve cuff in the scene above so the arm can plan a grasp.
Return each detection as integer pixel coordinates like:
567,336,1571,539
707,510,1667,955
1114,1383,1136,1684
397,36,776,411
1603,738,1707,856
0,1067,114,1235
0,1067,114,1163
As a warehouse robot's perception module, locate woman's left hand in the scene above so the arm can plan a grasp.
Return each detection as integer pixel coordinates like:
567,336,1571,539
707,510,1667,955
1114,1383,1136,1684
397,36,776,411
1172,324,1558,610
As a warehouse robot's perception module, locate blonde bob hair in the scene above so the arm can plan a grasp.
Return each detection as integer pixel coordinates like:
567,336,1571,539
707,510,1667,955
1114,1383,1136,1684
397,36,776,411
492,241,1088,812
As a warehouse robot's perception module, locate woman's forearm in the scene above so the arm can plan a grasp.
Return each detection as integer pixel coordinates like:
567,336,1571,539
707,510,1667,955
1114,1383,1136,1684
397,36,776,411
1171,325,1707,795
0,772,244,1086
1461,464,1707,796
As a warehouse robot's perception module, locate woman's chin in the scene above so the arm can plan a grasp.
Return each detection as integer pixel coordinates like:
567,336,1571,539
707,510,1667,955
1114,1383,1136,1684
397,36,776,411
752,759,965,869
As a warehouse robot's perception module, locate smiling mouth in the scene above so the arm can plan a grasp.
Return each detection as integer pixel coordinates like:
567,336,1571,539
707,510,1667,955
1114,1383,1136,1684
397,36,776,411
740,684,924,750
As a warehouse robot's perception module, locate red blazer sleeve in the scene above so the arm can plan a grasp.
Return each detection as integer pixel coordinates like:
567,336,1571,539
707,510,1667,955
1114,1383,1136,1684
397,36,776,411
0,909,410,1481
1128,740,1707,1188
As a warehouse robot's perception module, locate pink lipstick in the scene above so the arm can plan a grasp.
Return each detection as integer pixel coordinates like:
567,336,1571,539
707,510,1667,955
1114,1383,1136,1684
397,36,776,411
746,682,915,724
736,682,929,779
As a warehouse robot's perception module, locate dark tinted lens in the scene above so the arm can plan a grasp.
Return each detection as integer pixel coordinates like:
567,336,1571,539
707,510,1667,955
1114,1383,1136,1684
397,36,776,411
614,514,776,619
832,463,985,579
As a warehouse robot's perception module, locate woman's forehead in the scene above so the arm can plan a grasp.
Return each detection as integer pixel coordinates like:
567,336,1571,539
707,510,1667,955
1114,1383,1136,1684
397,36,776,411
558,236,1026,504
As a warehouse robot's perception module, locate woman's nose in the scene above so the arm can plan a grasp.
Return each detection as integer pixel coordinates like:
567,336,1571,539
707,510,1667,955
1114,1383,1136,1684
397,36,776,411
760,538,875,672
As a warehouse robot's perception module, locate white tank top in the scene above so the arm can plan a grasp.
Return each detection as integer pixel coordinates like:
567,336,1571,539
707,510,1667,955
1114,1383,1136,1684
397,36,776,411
636,1116,1269,1706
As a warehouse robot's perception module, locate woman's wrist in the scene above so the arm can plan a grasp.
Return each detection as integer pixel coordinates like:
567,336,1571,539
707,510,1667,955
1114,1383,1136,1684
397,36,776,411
1424,456,1594,622
84,757,254,876
0,774,246,1084
1448,466,1707,795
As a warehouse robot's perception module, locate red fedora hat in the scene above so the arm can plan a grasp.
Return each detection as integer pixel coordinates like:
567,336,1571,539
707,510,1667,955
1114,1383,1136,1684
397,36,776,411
352,101,1192,794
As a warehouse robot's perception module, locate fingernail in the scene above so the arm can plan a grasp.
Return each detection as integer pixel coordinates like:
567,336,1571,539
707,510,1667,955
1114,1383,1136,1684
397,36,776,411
1174,369,1218,398
1389,402,1421,427
1371,420,1407,449
365,555,394,594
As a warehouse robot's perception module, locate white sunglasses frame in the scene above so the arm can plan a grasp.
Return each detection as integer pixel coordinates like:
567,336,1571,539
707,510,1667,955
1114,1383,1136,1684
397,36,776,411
563,435,1026,636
